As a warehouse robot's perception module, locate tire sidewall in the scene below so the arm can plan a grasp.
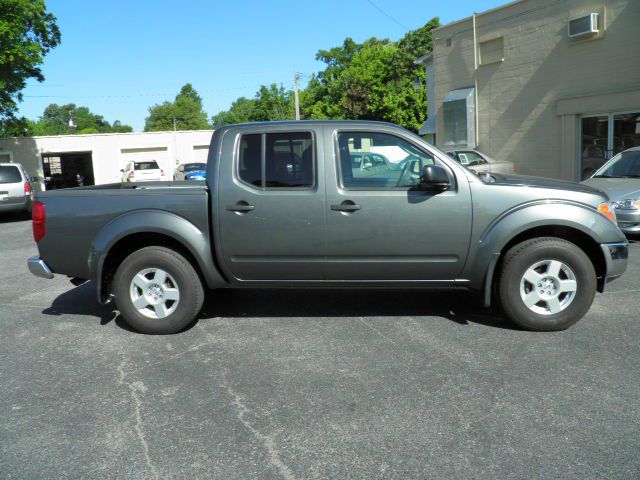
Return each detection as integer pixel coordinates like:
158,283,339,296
499,239,596,331
114,248,201,334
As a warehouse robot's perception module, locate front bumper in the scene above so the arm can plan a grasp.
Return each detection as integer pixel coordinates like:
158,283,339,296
615,208,640,234
27,257,54,279
600,242,629,284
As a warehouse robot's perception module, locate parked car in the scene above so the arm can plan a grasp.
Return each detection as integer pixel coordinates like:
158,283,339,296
0,163,35,214
446,149,515,175
174,163,207,181
120,160,165,182
582,146,640,235
28,121,627,334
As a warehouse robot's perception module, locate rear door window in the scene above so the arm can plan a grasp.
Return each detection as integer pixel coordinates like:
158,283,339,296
237,132,315,189
134,161,160,170
0,166,22,184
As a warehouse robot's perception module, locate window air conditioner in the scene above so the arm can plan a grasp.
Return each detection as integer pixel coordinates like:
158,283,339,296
568,13,599,38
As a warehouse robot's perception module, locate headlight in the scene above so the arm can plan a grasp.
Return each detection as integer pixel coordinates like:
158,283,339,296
612,198,640,210
598,202,617,223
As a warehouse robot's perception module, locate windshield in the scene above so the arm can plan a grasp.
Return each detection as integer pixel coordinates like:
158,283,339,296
595,150,640,178
184,163,206,172
134,161,160,171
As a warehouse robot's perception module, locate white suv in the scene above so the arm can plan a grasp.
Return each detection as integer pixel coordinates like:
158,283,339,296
120,160,165,182
0,163,35,214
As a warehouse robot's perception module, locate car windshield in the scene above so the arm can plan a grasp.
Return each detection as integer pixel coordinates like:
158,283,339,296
594,150,640,178
134,161,160,171
184,163,206,172
0,165,22,183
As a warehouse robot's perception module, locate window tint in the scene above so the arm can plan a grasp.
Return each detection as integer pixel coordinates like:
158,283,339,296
238,132,314,189
238,134,262,186
265,132,313,188
337,132,434,189
0,166,22,184
134,161,160,170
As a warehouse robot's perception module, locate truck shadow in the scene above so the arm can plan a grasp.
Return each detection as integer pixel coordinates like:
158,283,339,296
42,282,518,332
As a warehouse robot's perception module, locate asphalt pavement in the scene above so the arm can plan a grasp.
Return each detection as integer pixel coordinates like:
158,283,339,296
1,214,639,479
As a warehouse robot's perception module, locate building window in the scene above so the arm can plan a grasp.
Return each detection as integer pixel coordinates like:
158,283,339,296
479,37,504,65
442,88,476,149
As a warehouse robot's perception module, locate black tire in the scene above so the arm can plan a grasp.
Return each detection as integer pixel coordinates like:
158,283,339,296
113,246,204,334
497,237,596,331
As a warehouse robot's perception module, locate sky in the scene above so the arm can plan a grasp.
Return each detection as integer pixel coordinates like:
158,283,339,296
19,0,506,131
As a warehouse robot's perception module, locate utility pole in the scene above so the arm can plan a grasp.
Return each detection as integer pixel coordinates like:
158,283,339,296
294,71,301,121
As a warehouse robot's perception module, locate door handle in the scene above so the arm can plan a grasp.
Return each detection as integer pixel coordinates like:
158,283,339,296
331,202,361,212
226,201,255,213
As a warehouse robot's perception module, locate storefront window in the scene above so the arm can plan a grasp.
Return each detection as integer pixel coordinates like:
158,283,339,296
581,112,640,179
581,116,608,180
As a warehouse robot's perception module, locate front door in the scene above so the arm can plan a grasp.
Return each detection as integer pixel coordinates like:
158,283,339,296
324,128,472,281
217,128,325,281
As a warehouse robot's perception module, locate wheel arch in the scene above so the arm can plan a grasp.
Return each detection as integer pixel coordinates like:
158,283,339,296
469,201,619,307
89,210,227,303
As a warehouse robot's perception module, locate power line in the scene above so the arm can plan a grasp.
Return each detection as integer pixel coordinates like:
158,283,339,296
365,0,409,31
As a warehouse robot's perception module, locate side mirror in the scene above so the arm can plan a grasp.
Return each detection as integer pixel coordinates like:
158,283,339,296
420,165,451,191
30,176,38,182
120,169,124,173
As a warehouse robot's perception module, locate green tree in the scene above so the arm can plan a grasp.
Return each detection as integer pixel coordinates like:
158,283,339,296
0,0,61,121
145,83,210,131
26,103,133,136
212,97,257,127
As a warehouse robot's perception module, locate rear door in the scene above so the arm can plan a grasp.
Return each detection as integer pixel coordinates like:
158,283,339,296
217,127,326,281
134,161,162,181
324,127,472,281
0,165,25,208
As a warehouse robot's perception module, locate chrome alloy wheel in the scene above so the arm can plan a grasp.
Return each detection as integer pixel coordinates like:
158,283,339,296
519,260,577,315
129,268,180,319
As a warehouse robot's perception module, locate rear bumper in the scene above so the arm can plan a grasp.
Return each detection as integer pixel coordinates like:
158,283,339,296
27,257,54,279
600,242,629,283
0,197,29,213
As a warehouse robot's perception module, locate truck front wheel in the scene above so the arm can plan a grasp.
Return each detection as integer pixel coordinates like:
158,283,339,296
113,246,204,334
497,237,597,331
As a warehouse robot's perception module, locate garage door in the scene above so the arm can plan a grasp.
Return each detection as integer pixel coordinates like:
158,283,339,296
121,147,170,175
192,145,209,164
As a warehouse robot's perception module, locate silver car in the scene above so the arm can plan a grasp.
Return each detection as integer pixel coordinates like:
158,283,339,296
446,149,515,175
0,163,34,214
582,146,640,235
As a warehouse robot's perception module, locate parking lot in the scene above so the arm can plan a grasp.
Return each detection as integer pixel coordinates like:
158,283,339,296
1,214,639,479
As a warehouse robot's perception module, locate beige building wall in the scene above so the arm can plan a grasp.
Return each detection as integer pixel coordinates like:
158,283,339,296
0,130,213,191
431,0,640,180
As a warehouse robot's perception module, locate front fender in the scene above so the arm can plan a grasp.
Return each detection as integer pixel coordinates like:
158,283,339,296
89,209,227,298
463,200,626,304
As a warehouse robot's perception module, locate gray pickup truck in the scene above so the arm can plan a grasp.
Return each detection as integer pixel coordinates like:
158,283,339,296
28,121,629,334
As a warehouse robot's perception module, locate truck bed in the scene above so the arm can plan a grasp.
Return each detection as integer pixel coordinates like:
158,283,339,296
36,182,210,280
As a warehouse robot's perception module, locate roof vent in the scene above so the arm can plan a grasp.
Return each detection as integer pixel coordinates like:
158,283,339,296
568,13,599,38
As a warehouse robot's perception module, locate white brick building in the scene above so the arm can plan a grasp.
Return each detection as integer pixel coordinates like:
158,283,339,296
0,130,213,191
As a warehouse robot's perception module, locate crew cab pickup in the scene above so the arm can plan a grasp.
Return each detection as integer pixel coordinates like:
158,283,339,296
28,121,629,334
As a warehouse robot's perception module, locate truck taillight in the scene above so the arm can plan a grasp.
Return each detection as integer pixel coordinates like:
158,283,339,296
32,201,46,243
24,181,31,195
128,171,135,179
160,169,165,177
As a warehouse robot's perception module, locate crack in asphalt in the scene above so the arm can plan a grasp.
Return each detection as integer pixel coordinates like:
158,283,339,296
221,373,299,480
117,357,160,480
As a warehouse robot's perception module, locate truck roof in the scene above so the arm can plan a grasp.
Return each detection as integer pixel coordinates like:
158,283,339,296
216,119,405,132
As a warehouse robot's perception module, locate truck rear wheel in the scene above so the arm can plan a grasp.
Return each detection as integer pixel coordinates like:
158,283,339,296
113,246,204,334
497,237,596,331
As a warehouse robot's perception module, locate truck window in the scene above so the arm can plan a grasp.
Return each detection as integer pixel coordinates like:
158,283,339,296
337,132,434,189
237,132,314,189
265,132,313,188
238,134,262,187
